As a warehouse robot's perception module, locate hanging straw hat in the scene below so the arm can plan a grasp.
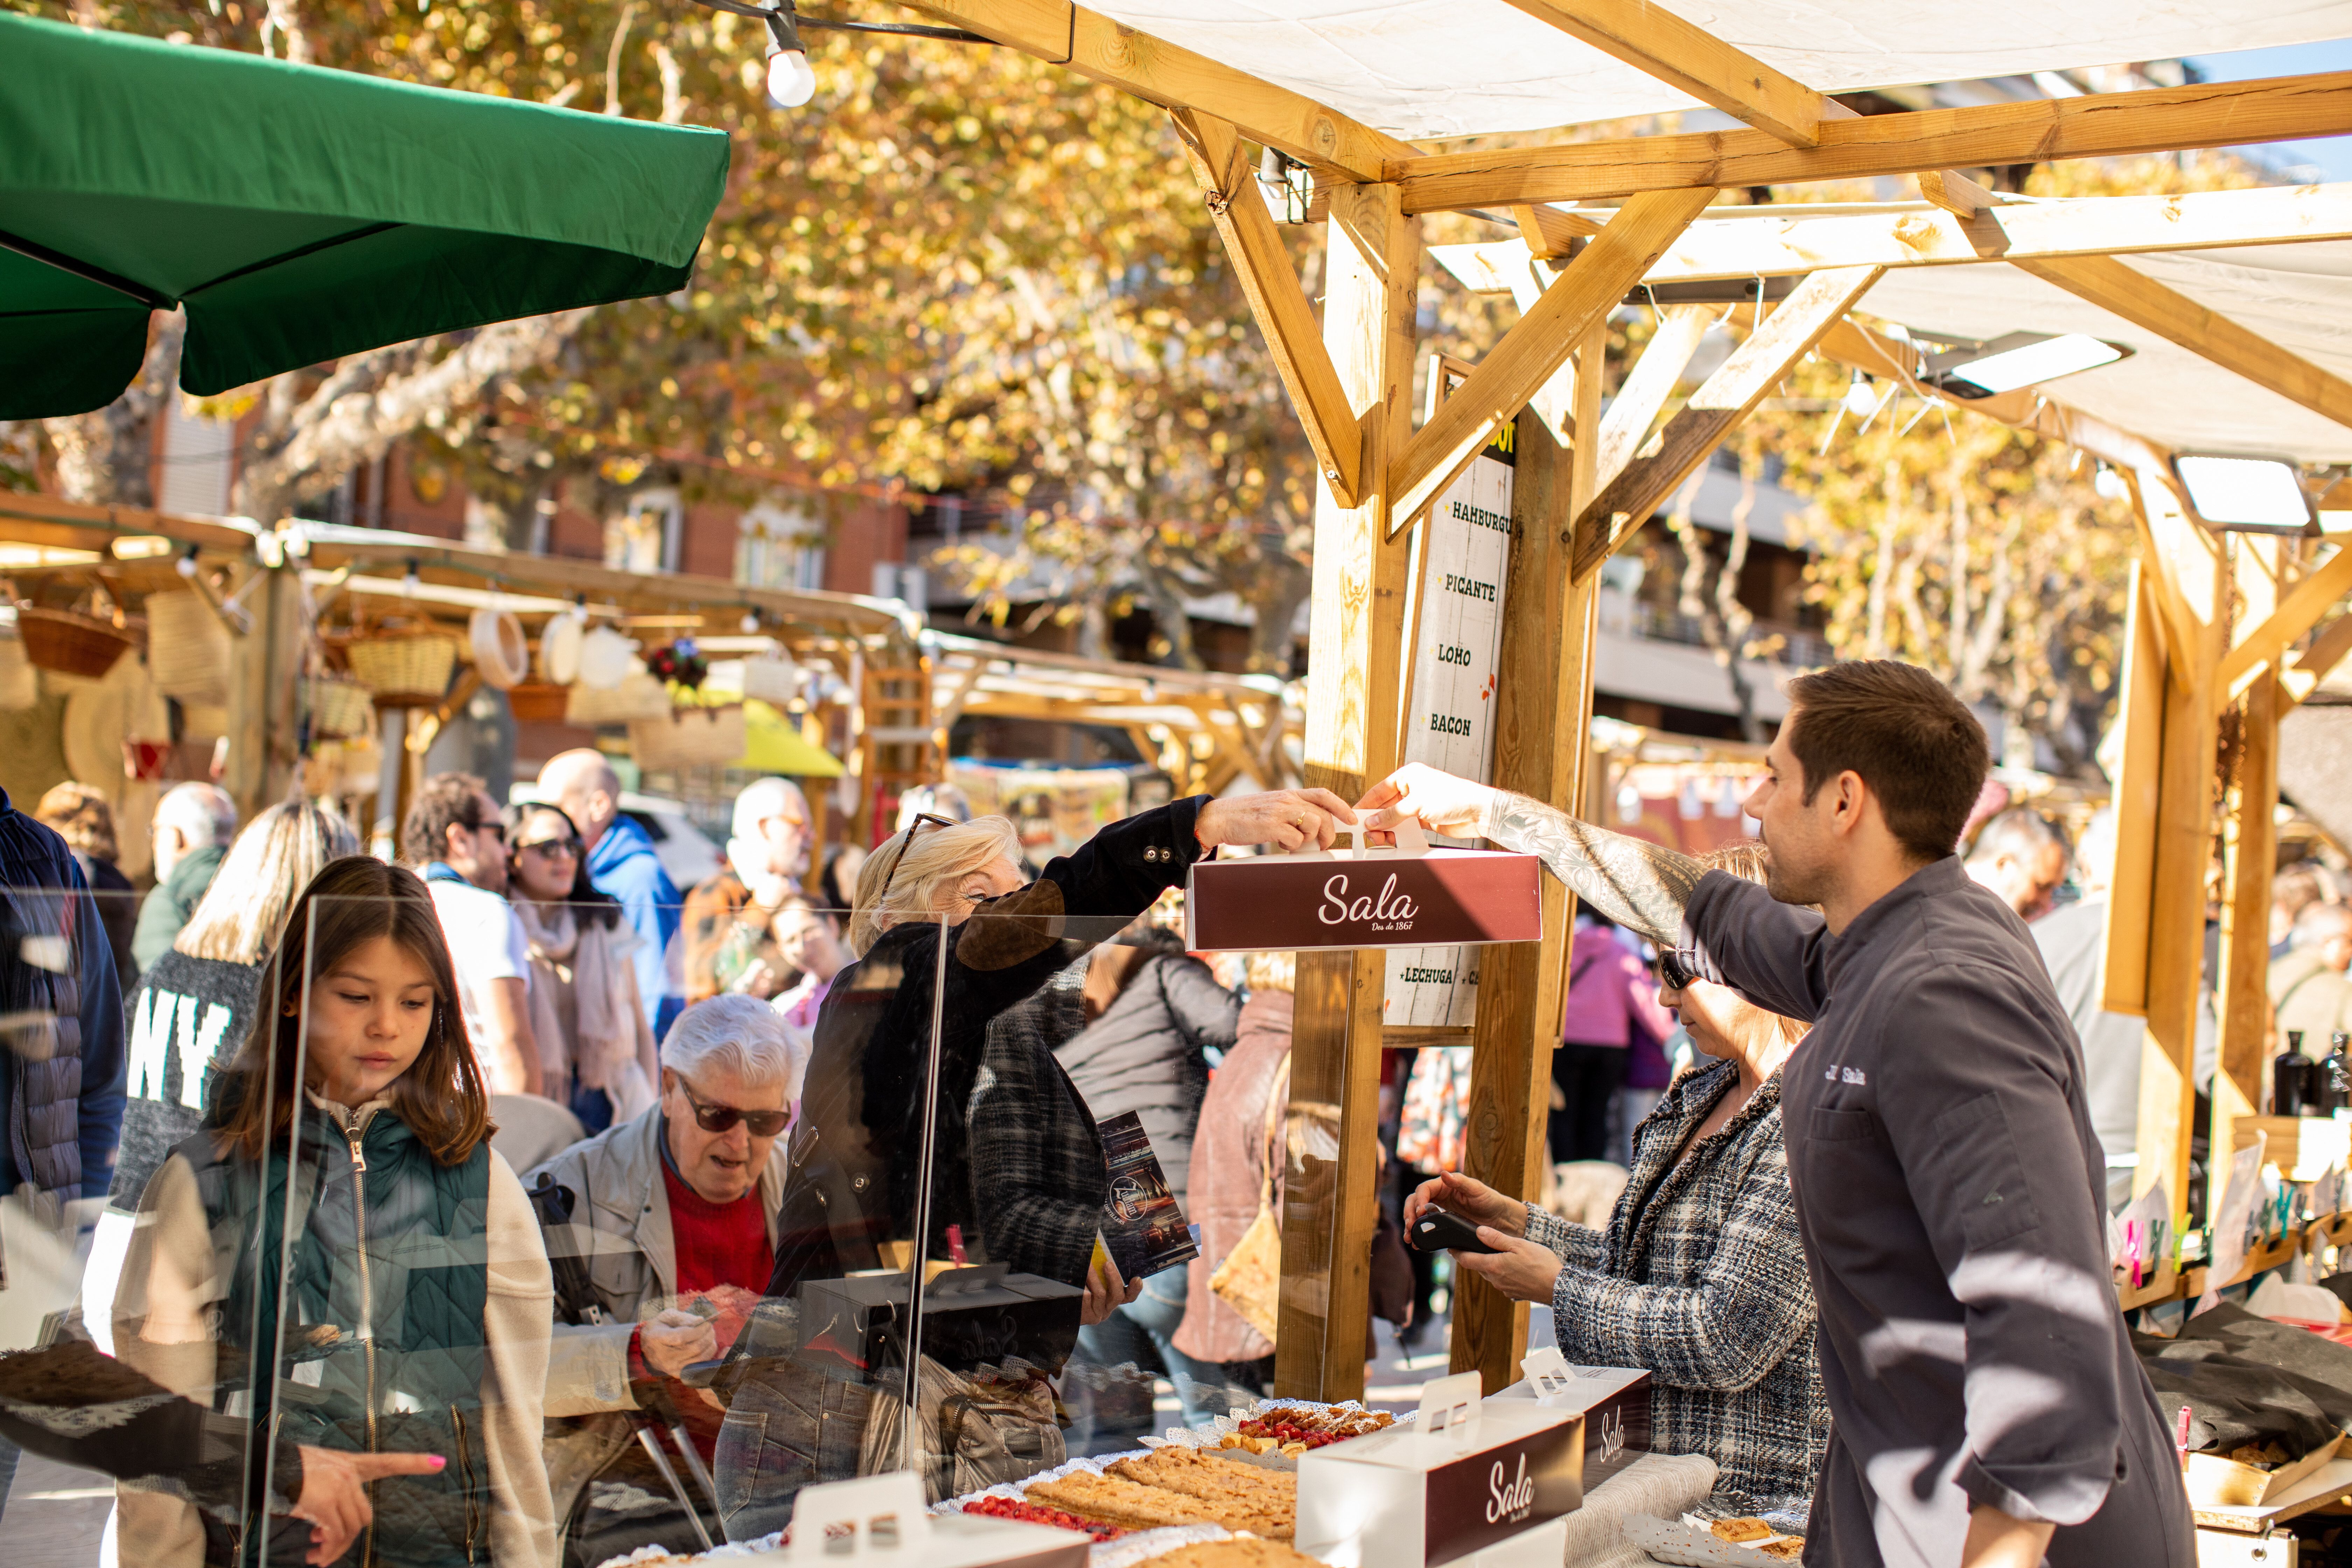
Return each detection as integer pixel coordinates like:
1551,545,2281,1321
539,609,585,685
468,607,528,691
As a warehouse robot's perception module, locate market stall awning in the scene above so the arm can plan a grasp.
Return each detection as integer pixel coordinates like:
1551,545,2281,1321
0,12,729,417
1064,0,2352,141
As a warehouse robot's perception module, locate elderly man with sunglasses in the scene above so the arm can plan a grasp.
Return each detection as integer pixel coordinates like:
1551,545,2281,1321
527,994,801,1558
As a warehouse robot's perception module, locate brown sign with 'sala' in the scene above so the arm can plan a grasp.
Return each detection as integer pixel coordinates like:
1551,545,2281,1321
1184,842,1543,953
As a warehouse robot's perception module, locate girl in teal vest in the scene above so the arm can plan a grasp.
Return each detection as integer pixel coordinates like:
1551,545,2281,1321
113,856,558,1568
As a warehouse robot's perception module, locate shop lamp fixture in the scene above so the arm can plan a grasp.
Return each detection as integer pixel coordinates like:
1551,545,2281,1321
684,0,992,108
1920,332,2130,399
2172,453,2317,534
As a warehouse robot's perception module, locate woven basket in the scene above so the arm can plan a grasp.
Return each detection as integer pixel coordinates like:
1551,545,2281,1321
345,631,458,706
17,607,135,679
630,704,747,771
565,671,672,726
505,682,570,723
145,592,231,702
305,677,376,740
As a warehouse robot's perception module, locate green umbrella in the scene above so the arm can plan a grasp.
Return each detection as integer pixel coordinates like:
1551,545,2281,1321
0,12,729,418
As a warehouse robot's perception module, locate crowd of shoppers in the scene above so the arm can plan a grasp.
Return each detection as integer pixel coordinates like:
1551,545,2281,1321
0,651,2255,1568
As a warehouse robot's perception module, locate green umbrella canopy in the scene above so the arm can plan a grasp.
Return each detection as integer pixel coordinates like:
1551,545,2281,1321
0,12,730,418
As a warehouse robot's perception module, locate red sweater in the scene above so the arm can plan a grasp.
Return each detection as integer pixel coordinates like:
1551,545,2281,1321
630,1157,774,1458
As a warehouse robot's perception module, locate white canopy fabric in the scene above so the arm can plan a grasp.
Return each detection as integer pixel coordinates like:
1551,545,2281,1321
1857,243,2352,461
1091,0,2352,140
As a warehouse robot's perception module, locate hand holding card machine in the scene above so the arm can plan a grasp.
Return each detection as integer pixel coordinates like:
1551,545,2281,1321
1408,1206,1502,1254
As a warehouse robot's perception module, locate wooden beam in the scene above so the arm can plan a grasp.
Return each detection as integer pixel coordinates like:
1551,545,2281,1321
1390,70,2352,210
896,0,1419,182
1496,0,1851,148
2216,542,2284,1181
1591,304,1712,497
2138,478,2224,1215
1571,264,1883,582
1387,187,1715,538
1912,169,2009,255
1173,110,1364,507
2286,614,2352,707
2016,253,2352,434
2216,540,2352,697
1513,204,1602,259
1278,178,1420,1404
1432,182,2352,289
1452,347,1603,1393
2101,561,2164,1021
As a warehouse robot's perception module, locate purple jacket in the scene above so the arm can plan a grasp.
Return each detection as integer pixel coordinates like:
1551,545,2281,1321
1559,924,1673,1049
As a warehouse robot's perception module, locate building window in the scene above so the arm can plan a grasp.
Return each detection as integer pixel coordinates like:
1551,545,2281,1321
735,500,826,591
160,400,234,517
607,489,682,574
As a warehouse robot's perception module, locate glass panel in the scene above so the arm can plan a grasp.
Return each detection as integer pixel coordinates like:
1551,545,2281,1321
16,874,266,1568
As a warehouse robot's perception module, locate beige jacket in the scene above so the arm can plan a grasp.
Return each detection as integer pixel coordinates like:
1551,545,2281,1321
526,1104,788,1525
112,1095,558,1568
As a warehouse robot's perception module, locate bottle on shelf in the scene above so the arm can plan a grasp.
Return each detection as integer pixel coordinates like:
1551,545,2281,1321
2318,1033,2352,1115
2275,1031,2316,1117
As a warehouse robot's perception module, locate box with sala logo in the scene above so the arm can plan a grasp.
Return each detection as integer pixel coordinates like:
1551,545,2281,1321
1296,1372,1584,1568
1184,822,1542,954
1490,1348,1652,1491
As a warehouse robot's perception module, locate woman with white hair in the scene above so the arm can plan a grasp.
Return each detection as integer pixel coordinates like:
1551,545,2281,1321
711,786,1356,1530
528,992,803,1564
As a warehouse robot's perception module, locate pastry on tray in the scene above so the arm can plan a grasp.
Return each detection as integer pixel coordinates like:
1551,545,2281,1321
959,1493,1127,1541
1711,1518,1775,1544
1107,1449,1296,1536
1023,1472,1217,1532
1757,1541,1806,1561
1140,1540,1326,1568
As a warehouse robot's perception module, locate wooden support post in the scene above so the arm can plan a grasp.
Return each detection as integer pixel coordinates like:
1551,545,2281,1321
1452,331,1605,1392
1277,178,1420,1402
223,561,301,822
2214,536,2284,1181
2135,477,2224,1214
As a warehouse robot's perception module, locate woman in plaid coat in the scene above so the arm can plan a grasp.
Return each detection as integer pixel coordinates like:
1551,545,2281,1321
1405,846,1827,1528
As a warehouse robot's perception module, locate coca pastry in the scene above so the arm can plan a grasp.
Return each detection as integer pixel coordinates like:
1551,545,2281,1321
1106,1448,1296,1538
1022,1471,1219,1532
1220,1406,1394,1455
1141,1541,1326,1568
1711,1518,1774,1544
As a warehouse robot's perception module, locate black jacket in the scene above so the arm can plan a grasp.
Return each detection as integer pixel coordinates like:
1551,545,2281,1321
767,797,1209,1299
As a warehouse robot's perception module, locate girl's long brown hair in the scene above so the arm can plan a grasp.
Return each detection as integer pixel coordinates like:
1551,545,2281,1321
216,856,492,1166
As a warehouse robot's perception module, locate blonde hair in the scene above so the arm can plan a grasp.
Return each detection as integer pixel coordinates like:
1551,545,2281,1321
176,800,364,965
1690,842,1807,1046
847,814,1023,958
1245,950,1295,994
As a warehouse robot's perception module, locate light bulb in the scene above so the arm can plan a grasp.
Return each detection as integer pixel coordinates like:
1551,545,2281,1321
766,44,816,108
1842,376,1877,418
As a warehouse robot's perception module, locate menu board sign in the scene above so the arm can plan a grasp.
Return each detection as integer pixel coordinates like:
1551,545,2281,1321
1386,378,1516,1028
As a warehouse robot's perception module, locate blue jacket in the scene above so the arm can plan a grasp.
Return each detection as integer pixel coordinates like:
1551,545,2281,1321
587,813,681,1040
0,787,126,1199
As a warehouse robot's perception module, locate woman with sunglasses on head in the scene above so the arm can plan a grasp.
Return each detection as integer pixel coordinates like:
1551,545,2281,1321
507,800,660,1135
1403,844,1827,1535
710,786,1356,1533
112,855,558,1568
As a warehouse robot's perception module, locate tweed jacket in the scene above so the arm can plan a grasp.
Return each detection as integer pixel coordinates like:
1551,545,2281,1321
1526,1058,1827,1521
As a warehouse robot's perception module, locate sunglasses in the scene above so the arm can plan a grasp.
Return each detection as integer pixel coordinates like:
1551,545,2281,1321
466,818,506,842
876,812,958,905
674,1074,790,1139
1657,951,1700,991
518,836,582,859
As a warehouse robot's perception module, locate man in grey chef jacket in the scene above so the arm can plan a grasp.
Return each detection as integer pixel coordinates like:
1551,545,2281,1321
1359,659,2190,1568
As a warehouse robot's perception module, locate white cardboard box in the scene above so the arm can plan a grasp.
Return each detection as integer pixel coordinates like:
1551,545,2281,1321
750,1473,1091,1568
1297,1373,1585,1568
1491,1353,1653,1492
